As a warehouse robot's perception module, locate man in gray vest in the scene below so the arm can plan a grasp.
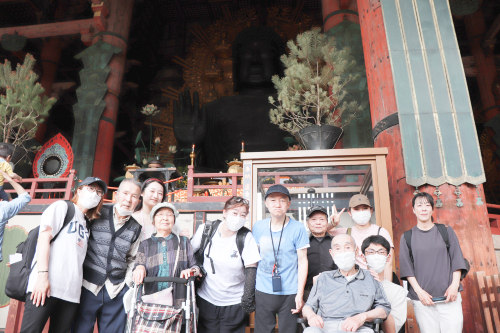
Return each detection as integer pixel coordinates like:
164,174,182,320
74,178,143,333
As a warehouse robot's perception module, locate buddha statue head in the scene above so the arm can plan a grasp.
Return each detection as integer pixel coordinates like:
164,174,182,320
232,26,285,92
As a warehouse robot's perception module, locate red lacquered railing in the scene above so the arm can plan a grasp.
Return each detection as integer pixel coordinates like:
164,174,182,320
187,165,243,202
487,203,500,235
4,169,77,205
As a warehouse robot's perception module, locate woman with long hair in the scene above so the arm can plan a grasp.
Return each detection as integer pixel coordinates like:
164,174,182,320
20,177,107,333
132,178,166,241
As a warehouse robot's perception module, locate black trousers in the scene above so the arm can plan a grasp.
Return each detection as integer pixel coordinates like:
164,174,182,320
19,293,79,333
197,296,247,333
255,290,298,333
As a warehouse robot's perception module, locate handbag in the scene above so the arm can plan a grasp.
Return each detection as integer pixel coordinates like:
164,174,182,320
141,234,181,306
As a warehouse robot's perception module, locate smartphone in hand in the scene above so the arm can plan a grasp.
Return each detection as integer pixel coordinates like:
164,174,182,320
432,296,446,303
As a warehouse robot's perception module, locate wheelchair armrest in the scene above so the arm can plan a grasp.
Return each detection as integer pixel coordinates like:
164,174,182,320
373,318,383,325
297,318,307,324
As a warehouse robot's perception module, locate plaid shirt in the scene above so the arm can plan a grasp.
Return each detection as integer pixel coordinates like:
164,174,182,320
135,233,198,308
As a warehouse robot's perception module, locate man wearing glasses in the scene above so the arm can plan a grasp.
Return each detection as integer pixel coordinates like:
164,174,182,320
361,236,407,333
74,178,143,333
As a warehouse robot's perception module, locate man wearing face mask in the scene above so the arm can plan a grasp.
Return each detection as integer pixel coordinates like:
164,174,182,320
191,196,261,333
73,178,143,333
302,234,390,333
328,194,395,282
361,236,407,333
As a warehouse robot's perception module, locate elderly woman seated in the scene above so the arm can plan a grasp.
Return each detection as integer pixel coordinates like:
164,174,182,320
133,203,200,308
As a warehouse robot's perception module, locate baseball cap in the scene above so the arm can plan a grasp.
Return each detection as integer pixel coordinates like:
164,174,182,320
265,184,291,200
79,177,108,194
349,194,371,208
150,202,179,220
307,205,328,218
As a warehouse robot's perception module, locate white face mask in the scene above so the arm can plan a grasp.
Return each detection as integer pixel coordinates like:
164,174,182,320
225,215,246,232
115,204,134,217
351,210,371,225
79,188,101,209
366,254,388,273
334,251,356,272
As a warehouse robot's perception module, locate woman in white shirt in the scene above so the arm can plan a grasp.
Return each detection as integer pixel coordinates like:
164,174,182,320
191,196,261,333
20,177,107,333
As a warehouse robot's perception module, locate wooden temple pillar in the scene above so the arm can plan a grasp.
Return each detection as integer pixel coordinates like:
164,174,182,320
465,10,499,121
91,0,134,183
34,37,63,143
350,0,497,332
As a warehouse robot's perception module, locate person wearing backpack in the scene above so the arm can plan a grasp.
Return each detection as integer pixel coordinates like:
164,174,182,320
399,192,467,333
19,177,107,333
73,178,142,333
191,196,261,333
0,170,31,263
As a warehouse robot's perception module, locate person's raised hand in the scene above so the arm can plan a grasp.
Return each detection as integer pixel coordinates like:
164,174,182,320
0,170,13,183
330,204,345,228
307,314,324,328
173,88,207,149
341,313,366,332
133,266,146,285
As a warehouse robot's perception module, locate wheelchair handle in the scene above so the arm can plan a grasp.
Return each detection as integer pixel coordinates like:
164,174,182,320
143,277,188,284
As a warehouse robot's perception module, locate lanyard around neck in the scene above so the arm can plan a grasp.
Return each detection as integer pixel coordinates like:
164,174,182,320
270,216,286,274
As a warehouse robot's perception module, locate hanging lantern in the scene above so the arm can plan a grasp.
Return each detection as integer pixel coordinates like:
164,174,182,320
0,33,27,52
449,0,479,16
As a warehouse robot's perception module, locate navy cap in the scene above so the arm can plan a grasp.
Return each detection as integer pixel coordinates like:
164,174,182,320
307,205,328,218
79,177,108,194
265,184,291,200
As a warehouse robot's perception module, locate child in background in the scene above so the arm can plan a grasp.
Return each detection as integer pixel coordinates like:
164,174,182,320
0,144,22,201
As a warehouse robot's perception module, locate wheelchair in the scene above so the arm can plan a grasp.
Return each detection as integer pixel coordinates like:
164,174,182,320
297,317,384,332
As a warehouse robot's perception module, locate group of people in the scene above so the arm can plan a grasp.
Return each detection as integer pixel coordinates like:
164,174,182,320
11,175,467,333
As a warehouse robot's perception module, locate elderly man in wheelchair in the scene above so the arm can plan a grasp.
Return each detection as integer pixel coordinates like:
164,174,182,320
300,234,391,333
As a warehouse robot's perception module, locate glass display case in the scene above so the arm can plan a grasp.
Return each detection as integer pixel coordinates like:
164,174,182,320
240,148,392,239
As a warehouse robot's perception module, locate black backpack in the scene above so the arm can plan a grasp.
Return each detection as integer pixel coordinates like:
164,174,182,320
403,223,470,281
194,219,250,273
5,200,77,301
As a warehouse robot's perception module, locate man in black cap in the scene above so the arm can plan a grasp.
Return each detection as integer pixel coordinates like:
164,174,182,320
252,184,310,333
304,206,337,301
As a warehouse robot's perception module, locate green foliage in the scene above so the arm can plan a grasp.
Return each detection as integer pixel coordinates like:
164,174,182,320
269,28,360,135
0,54,56,146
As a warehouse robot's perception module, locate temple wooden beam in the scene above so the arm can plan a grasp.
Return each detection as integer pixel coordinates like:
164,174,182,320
0,19,96,40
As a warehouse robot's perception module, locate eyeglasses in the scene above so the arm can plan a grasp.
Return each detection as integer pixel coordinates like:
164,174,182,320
86,185,104,197
365,249,388,256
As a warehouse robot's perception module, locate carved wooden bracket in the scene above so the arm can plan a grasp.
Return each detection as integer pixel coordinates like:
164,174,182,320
91,2,110,32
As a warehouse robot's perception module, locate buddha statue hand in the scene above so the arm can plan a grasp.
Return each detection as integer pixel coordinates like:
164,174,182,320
173,88,207,149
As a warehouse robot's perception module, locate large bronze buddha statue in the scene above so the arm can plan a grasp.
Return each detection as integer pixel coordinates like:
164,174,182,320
173,26,289,170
